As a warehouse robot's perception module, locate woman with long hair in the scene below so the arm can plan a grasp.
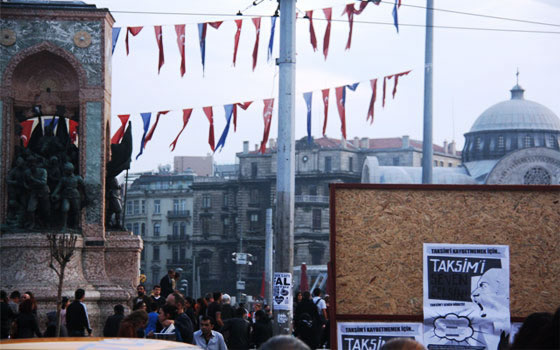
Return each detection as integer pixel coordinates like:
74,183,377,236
117,310,148,338
13,299,41,338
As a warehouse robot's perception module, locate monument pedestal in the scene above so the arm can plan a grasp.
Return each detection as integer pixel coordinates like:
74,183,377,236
0,231,142,335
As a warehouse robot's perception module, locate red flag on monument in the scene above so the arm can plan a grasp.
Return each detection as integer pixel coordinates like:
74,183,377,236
111,114,130,144
20,120,36,147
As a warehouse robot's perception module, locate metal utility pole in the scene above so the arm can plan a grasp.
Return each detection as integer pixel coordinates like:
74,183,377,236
265,208,273,306
422,0,434,184
274,0,296,335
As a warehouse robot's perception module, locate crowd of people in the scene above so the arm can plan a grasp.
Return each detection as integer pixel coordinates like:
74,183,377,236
1,276,558,350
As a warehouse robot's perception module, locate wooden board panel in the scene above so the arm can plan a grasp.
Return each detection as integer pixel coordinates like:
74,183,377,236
330,184,560,319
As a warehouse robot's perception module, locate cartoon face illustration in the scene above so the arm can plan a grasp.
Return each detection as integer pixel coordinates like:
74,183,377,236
471,268,509,319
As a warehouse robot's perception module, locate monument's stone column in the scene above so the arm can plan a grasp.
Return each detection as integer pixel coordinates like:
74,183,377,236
0,1,141,335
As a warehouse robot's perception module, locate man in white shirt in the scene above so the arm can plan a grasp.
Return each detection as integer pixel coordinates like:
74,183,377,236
193,316,228,350
312,288,327,321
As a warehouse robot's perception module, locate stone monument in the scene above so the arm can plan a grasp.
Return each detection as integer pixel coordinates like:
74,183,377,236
0,1,142,334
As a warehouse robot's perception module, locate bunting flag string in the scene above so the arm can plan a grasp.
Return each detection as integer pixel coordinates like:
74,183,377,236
322,8,332,60
144,110,169,148
125,26,143,56
233,19,243,66
367,79,378,124
306,10,318,52
136,112,152,160
203,106,216,151
392,70,412,98
111,27,121,55
154,26,165,73
252,17,261,71
175,25,186,77
233,101,253,132
321,89,330,136
260,98,274,154
215,104,234,152
303,92,313,144
111,114,130,144
268,17,277,62
342,2,368,50
169,108,193,151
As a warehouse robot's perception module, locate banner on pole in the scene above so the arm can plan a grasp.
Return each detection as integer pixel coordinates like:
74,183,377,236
273,272,292,311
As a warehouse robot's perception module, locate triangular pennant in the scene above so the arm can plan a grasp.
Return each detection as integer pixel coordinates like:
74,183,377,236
203,106,215,151
234,101,253,132
322,8,332,60
170,109,193,151
303,92,313,144
112,115,130,145
175,25,186,77
335,86,347,139
393,0,400,33
144,110,169,149
260,98,274,153
209,21,223,29
252,17,261,71
125,26,143,56
198,23,207,73
321,89,329,136
19,119,37,147
306,11,317,51
154,26,165,73
136,112,152,160
392,70,412,98
233,19,243,66
215,104,234,152
112,27,121,54
268,16,277,62
367,79,378,124
346,82,359,91
68,119,79,146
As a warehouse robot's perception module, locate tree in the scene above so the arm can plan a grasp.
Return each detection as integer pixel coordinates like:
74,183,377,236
47,233,77,337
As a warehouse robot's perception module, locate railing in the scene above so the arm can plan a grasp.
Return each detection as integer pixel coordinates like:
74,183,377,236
167,234,189,242
295,195,329,203
167,210,191,219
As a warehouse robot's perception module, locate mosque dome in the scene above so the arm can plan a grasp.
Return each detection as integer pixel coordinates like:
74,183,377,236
469,84,560,132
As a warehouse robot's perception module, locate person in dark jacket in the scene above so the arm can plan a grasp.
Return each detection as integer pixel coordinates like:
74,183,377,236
13,299,41,339
103,304,125,337
221,307,251,350
66,288,92,336
159,270,175,299
252,309,273,348
1,290,16,339
43,311,68,337
167,292,193,344
294,291,321,349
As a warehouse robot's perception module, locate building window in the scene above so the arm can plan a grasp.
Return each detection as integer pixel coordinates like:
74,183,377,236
133,200,140,215
153,222,160,237
548,134,557,148
173,246,179,262
173,199,180,212
349,157,353,172
523,167,551,185
180,222,186,236
153,246,160,261
448,163,453,167
201,217,210,237
312,209,322,230
250,189,260,204
173,222,179,236
141,223,145,236
251,162,258,178
434,160,438,167
476,137,482,151
439,161,444,167
141,200,146,214
126,223,132,232
295,184,302,195
324,157,332,172
154,200,160,214
497,135,505,150
524,135,533,148
309,185,317,196
250,213,259,231
223,193,229,207
223,217,230,236
126,201,133,215
393,157,400,166
133,223,139,235
180,247,186,260
202,195,211,209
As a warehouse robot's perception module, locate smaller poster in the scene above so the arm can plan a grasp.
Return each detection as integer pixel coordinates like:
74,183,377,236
338,322,423,350
273,272,292,311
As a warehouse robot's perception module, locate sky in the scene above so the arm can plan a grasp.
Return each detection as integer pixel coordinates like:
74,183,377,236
87,0,560,173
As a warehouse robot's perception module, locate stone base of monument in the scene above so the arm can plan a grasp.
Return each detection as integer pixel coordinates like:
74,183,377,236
0,231,142,336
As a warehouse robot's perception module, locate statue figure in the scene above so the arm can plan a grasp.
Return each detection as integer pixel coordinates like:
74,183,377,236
51,162,85,231
105,176,123,229
24,156,51,229
46,155,62,193
6,157,28,227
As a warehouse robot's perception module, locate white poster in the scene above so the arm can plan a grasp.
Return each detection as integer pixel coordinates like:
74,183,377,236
273,272,292,311
337,322,423,350
423,243,510,350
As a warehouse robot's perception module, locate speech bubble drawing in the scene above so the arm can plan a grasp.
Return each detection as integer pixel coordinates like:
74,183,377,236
433,313,474,342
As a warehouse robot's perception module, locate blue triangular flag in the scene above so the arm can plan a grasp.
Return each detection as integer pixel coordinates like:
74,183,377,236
198,23,207,73
136,112,152,160
112,27,121,54
303,92,313,144
268,16,277,62
392,0,399,33
215,104,234,152
346,82,359,91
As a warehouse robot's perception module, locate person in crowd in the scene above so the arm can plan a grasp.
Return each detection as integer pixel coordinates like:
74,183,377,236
259,335,311,350
66,288,92,336
380,338,425,350
167,292,194,344
252,309,273,348
193,316,227,350
43,311,68,337
250,302,262,323
23,291,37,316
103,304,125,337
153,304,182,341
144,301,161,337
221,307,251,350
207,292,223,331
511,311,554,349
117,309,148,338
294,291,303,310
1,290,16,339
185,296,198,331
220,294,234,322
294,291,321,349
132,285,152,310
173,272,181,291
321,294,331,348
60,296,70,327
13,299,41,338
311,287,328,347
133,301,148,312
160,269,175,299
8,291,20,315
150,285,165,309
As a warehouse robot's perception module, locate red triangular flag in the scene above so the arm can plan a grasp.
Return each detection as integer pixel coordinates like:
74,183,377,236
260,99,274,153
144,110,169,148
154,26,165,73
321,89,329,136
382,75,389,108
252,18,261,71
20,120,36,147
69,120,79,145
367,79,378,124
111,114,130,144
322,8,332,59
335,87,346,139
209,21,223,29
392,70,412,98
233,19,243,66
233,101,253,132
203,106,215,151
175,25,186,77
170,109,193,151
306,10,317,51
342,2,368,50
125,26,143,55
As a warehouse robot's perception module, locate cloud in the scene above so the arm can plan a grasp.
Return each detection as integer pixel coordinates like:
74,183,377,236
434,313,474,342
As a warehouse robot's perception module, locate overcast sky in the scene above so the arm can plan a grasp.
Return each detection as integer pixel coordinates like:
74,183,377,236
86,0,560,173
